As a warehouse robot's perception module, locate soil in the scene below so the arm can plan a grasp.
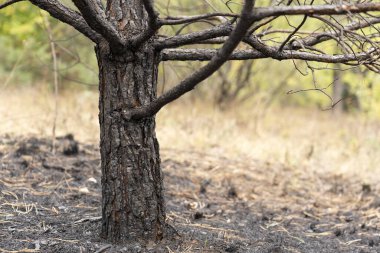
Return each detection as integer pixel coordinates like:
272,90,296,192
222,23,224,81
0,135,379,253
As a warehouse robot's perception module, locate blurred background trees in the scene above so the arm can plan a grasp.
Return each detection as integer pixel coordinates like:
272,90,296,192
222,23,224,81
0,1,98,89
1,0,379,117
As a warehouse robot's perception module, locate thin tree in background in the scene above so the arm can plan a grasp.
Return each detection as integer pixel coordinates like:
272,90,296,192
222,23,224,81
1,0,380,244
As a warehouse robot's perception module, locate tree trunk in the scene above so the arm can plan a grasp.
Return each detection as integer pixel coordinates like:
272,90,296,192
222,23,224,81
96,39,166,243
332,64,346,113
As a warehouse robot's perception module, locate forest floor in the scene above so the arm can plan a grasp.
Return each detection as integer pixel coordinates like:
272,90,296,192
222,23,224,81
1,89,380,252
0,135,379,253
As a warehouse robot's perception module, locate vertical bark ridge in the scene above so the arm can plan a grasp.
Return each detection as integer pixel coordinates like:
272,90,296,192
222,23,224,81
106,0,148,36
96,39,165,242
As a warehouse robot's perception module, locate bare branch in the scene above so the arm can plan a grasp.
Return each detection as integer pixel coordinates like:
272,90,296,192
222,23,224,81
155,23,233,49
0,0,23,9
286,17,380,50
253,3,380,20
278,14,308,52
161,48,263,61
124,0,256,120
159,13,239,26
29,0,101,43
161,48,379,63
72,0,124,49
157,3,380,50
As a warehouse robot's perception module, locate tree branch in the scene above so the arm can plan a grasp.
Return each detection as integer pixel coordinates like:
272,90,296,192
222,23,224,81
161,48,263,61
253,3,380,20
155,23,233,49
156,3,380,50
159,13,239,26
29,0,101,43
278,14,308,52
161,48,378,63
0,0,23,9
71,0,124,49
158,14,380,50
124,0,256,120
284,17,380,50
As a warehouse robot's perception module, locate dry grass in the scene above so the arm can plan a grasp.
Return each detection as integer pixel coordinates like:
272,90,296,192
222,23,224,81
1,87,380,185
0,88,99,142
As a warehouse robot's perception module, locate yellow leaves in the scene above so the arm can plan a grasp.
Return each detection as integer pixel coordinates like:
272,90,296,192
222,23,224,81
0,3,46,39
9,23,34,35
2,0,30,15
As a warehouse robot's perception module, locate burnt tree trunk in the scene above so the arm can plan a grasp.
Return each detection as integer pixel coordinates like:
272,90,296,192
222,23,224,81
96,0,166,243
96,44,165,243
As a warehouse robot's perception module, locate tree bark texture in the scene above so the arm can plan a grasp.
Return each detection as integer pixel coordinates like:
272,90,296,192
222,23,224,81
96,43,165,243
96,0,165,243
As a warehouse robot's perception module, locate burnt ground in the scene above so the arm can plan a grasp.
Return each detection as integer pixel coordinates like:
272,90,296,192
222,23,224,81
0,135,379,253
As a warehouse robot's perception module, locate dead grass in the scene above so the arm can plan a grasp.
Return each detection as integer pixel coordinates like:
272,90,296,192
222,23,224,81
1,87,380,185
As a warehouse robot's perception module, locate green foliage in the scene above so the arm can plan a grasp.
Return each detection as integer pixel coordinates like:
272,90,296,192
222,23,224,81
0,3,44,41
0,3,52,86
0,4,98,89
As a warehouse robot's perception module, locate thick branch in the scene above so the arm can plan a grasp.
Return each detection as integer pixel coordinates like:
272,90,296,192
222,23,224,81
253,3,380,20
29,0,101,43
72,0,124,49
161,48,378,63
125,0,256,120
159,13,239,26
155,23,233,49
161,48,263,61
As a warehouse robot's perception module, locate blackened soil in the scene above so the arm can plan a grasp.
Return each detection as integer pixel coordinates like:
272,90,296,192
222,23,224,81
0,135,379,253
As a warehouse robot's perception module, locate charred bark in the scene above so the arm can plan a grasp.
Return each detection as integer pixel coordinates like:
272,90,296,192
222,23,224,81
93,0,168,244
96,41,166,243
